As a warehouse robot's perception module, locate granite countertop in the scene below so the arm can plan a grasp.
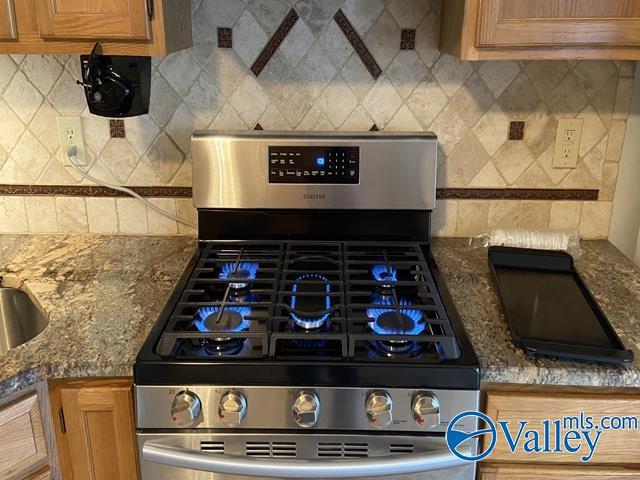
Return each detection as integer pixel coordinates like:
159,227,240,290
1,235,639,397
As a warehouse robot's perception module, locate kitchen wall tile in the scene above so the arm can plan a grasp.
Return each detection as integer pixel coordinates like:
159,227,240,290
488,200,519,230
56,197,88,233
431,199,457,236
524,60,568,98
4,71,43,124
116,198,149,234
0,2,633,236
580,201,613,239
86,198,119,233
0,196,28,233
456,200,489,236
176,198,198,234
549,201,582,232
20,55,63,95
0,100,25,152
518,200,550,230
472,103,509,156
600,162,619,202
24,196,58,232
147,198,178,234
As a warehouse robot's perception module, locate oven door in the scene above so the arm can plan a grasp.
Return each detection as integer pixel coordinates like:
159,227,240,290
138,432,476,480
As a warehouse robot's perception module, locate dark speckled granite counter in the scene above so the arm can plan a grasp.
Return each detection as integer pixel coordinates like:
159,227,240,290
0,235,638,398
432,239,640,388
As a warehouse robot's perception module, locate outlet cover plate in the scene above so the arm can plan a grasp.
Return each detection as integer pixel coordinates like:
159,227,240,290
56,116,87,167
553,118,583,169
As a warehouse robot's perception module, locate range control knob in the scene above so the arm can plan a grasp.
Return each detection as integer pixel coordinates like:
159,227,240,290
412,392,440,428
218,391,247,425
292,391,320,428
170,390,202,427
366,391,393,428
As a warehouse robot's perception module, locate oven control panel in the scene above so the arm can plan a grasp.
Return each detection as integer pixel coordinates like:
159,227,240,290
268,146,359,184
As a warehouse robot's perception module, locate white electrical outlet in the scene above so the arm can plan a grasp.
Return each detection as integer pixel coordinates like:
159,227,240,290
56,117,87,167
553,118,583,169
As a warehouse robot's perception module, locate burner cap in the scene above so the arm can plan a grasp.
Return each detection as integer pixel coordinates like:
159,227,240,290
201,309,244,332
290,273,331,331
373,311,420,335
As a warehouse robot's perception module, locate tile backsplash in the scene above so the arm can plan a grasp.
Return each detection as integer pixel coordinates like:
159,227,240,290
0,0,635,238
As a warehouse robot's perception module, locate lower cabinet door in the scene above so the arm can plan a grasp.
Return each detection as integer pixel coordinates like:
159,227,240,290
479,463,640,479
50,378,139,480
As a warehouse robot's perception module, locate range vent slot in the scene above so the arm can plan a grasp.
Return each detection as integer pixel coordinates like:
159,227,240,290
390,444,414,454
246,441,297,457
200,441,225,453
317,442,369,458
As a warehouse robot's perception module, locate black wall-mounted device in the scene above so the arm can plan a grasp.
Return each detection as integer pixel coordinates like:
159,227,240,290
78,43,151,118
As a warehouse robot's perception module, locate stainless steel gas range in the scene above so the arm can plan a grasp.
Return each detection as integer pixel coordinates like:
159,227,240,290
134,131,481,479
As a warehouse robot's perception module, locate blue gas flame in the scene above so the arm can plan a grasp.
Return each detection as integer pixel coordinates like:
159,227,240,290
290,273,331,329
218,262,259,281
371,264,397,283
367,295,424,335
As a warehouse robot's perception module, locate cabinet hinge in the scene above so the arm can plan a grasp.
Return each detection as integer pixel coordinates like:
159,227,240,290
59,407,67,434
147,0,154,20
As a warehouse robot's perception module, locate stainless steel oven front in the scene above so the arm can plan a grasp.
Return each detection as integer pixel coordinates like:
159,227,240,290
136,386,479,479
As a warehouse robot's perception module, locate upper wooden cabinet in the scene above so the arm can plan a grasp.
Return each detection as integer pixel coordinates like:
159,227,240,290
0,0,17,40
441,0,640,60
0,0,191,55
35,0,151,41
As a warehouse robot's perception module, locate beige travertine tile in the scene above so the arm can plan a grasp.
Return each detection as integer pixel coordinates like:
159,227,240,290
497,73,540,120
0,196,28,233
549,201,582,232
406,76,448,129
385,105,422,132
364,10,401,70
600,162,619,202
432,54,473,98
387,0,429,28
86,198,118,234
469,162,506,187
613,77,634,119
456,201,489,237
488,200,519,230
578,106,606,157
362,76,403,128
472,103,509,156
24,197,58,232
493,141,534,185
478,61,519,98
445,134,489,187
116,198,148,234
4,71,43,124
450,73,493,129
429,104,467,154
414,11,440,68
518,201,550,230
56,197,88,233
605,120,627,162
147,198,178,234
580,202,613,239
524,61,568,98
573,60,616,98
176,198,197,234
432,199,458,237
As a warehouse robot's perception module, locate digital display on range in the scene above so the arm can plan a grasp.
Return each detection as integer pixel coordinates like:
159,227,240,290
269,146,359,184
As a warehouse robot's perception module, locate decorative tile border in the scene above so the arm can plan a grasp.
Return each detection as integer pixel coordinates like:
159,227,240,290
0,185,192,197
0,185,597,201
217,27,233,48
109,119,126,138
251,8,299,77
437,188,599,201
508,121,525,141
334,9,382,79
400,29,416,50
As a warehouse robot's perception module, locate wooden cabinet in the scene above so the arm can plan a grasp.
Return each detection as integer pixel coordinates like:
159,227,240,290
0,0,191,55
479,464,640,479
50,378,139,480
484,389,640,464
441,0,640,60
0,0,17,40
0,393,48,478
35,0,151,41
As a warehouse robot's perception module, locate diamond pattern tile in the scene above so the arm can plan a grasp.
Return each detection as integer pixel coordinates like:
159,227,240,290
0,1,632,236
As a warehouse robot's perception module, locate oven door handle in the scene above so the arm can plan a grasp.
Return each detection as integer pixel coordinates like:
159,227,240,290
142,442,470,478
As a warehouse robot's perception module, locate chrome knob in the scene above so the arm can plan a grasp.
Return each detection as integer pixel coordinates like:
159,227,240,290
170,390,201,427
366,391,393,427
218,391,247,425
292,391,320,428
412,392,440,428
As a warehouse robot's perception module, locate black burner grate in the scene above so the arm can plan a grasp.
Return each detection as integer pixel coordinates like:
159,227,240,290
155,241,461,363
